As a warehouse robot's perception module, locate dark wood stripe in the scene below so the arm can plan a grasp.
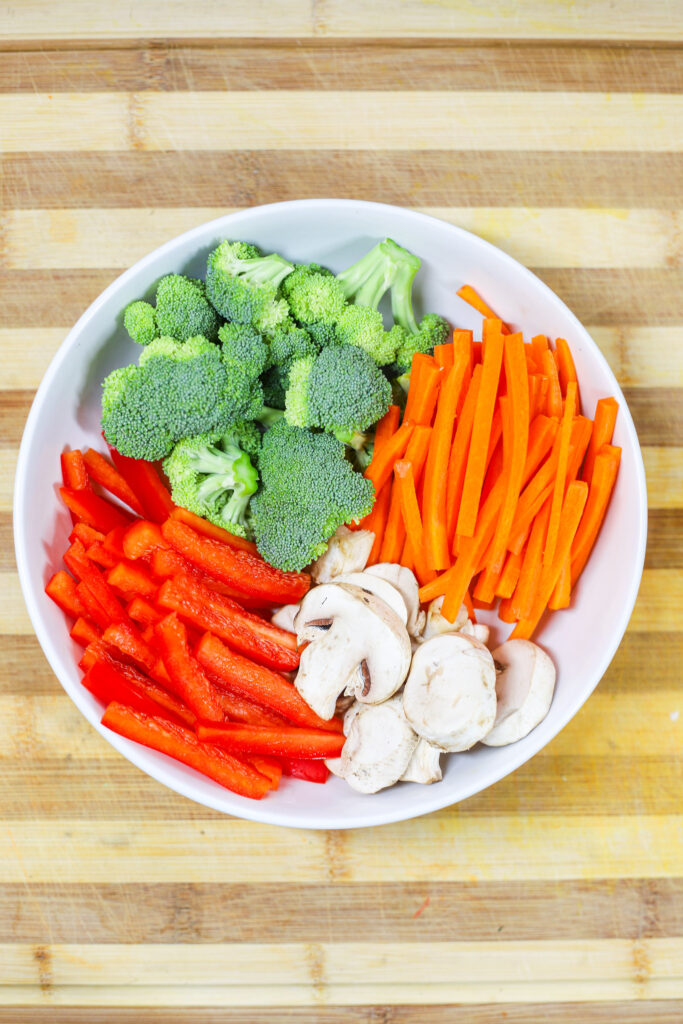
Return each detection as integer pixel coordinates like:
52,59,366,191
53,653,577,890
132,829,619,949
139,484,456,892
645,509,683,569
1,1004,682,1023
2,43,682,93
3,152,683,209
1,877,680,943
601,631,683,693
1,755,680,819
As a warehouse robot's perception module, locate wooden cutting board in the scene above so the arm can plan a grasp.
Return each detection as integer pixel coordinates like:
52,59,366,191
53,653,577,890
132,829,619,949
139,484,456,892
1,2,682,1019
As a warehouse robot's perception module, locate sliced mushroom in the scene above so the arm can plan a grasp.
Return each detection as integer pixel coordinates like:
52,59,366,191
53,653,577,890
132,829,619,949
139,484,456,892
334,571,408,625
293,583,411,720
326,696,418,794
460,621,490,647
364,563,426,637
420,595,469,642
310,525,375,583
403,633,497,751
400,738,443,784
270,603,300,633
482,639,557,746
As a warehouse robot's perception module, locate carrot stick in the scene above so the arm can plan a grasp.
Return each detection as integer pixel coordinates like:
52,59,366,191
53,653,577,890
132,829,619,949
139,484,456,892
364,420,415,494
452,330,473,394
566,415,593,482
434,343,454,369
509,498,552,621
352,405,401,531
456,324,505,537
423,351,470,570
535,375,550,419
549,556,572,610
394,461,434,586
457,285,510,334
571,444,622,585
525,346,541,375
365,481,393,567
463,589,476,622
472,563,501,604
445,364,482,543
407,359,442,426
531,334,549,364
540,348,563,419
555,337,580,407
400,535,416,573
495,548,524,599
544,380,578,568
511,480,589,639
582,397,619,484
379,426,432,564
472,341,483,364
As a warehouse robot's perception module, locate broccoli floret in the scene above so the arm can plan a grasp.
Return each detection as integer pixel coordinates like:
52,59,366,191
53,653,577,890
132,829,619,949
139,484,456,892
336,237,421,309
268,322,319,376
334,305,399,366
261,366,287,410
281,263,346,327
123,300,158,346
388,314,451,374
285,346,391,436
305,320,340,348
164,428,259,538
251,420,374,570
218,322,268,380
205,241,294,333
154,275,220,343
101,335,258,461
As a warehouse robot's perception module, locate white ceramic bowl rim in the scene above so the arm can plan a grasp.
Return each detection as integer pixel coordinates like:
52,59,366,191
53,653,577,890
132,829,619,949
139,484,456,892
13,199,648,830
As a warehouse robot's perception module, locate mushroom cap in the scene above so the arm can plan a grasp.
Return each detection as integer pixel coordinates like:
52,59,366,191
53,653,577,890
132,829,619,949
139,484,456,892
420,595,469,642
400,738,443,784
482,639,557,746
460,621,491,646
403,633,497,751
293,583,411,720
310,525,374,583
270,603,300,633
334,571,409,625
328,696,418,794
364,563,426,637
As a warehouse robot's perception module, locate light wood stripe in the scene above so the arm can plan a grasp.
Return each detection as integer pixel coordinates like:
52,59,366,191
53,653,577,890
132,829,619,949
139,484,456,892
1,815,682,883
0,0,679,42
2,92,682,153
5,207,683,270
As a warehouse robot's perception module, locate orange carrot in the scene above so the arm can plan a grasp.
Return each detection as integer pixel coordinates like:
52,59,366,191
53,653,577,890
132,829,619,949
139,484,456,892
405,354,441,425
457,285,510,334
544,380,578,568
351,405,400,531
379,426,432,564
452,330,473,391
566,415,593,482
394,461,434,586
423,351,471,570
509,498,552,621
400,535,416,573
434,343,454,369
549,556,572,610
571,444,622,585
540,348,563,419
472,340,483,363
555,337,580,407
456,323,505,538
535,375,550,418
582,397,619,484
507,480,554,558
495,548,524,599
364,420,415,494
445,364,482,544
365,481,393,566
531,334,549,364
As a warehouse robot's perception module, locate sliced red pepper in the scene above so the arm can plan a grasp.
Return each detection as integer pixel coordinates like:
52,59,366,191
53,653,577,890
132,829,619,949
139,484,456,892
157,573,299,672
248,755,282,790
45,570,86,619
209,685,290,728
197,722,345,759
149,547,268,608
123,520,167,560
102,526,128,562
154,614,223,722
83,657,195,727
102,701,270,799
69,523,105,547
107,446,175,522
126,596,165,627
64,540,131,625
170,506,258,556
61,449,91,491
161,518,310,605
60,487,133,533
102,622,159,674
85,541,119,569
195,632,342,733
69,617,102,647
75,582,110,630
82,448,145,516
107,560,159,601
281,758,330,784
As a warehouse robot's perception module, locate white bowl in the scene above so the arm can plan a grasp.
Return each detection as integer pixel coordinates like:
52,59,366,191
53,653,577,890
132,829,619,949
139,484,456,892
14,200,647,830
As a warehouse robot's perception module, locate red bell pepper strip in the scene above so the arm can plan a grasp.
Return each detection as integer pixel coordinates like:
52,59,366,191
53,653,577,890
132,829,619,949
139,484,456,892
196,722,345,759
126,596,165,628
107,447,175,522
161,518,310,605
69,617,102,647
102,526,128,562
248,755,282,789
85,541,119,569
101,701,270,799
102,622,159,675
75,582,110,630
63,540,131,625
82,448,145,516
209,686,289,728
169,506,258,556
61,449,91,491
107,560,159,601
122,520,167,560
150,547,269,608
82,659,193,726
157,573,299,672
195,632,342,733
60,487,133,533
154,614,223,722
69,523,105,547
45,570,86,619
281,758,330,784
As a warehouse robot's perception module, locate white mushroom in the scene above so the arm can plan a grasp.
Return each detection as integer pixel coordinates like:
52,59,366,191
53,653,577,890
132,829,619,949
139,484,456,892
482,639,557,746
403,633,497,751
326,696,418,794
420,595,469,642
334,571,408,625
310,525,375,583
293,584,411,720
460,621,491,646
400,738,443,784
270,603,300,633
364,563,426,638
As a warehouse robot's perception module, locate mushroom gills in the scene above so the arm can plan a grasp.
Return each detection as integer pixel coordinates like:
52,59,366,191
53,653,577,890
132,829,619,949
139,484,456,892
327,697,418,794
310,525,375,583
482,639,557,746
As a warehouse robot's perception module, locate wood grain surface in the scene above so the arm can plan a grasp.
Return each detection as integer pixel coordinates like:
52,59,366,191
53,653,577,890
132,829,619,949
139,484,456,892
1,2,682,1019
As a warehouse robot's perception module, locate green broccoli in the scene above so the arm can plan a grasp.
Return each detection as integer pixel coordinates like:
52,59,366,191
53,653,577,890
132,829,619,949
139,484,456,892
268,322,319,376
164,426,260,538
101,335,258,461
334,305,399,366
123,300,158,346
205,241,294,333
388,314,451,375
281,263,346,328
154,275,220,343
219,322,268,380
336,237,420,309
285,345,391,437
260,366,287,410
251,420,374,570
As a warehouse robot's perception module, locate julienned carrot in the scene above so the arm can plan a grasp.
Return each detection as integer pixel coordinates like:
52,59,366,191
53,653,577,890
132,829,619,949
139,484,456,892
582,397,619,484
434,343,454,369
534,376,549,419
531,334,549,364
446,364,482,544
506,481,554,558
405,356,442,426
544,380,578,569
549,557,571,610
452,330,474,399
540,348,563,419
456,323,505,538
571,444,622,585
353,405,401,532
566,415,593,482
509,499,552,620
364,420,415,494
423,350,471,570
457,285,510,334
495,548,524,599
511,480,589,639
379,426,432,564
366,481,393,566
394,461,425,556
555,337,580,406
